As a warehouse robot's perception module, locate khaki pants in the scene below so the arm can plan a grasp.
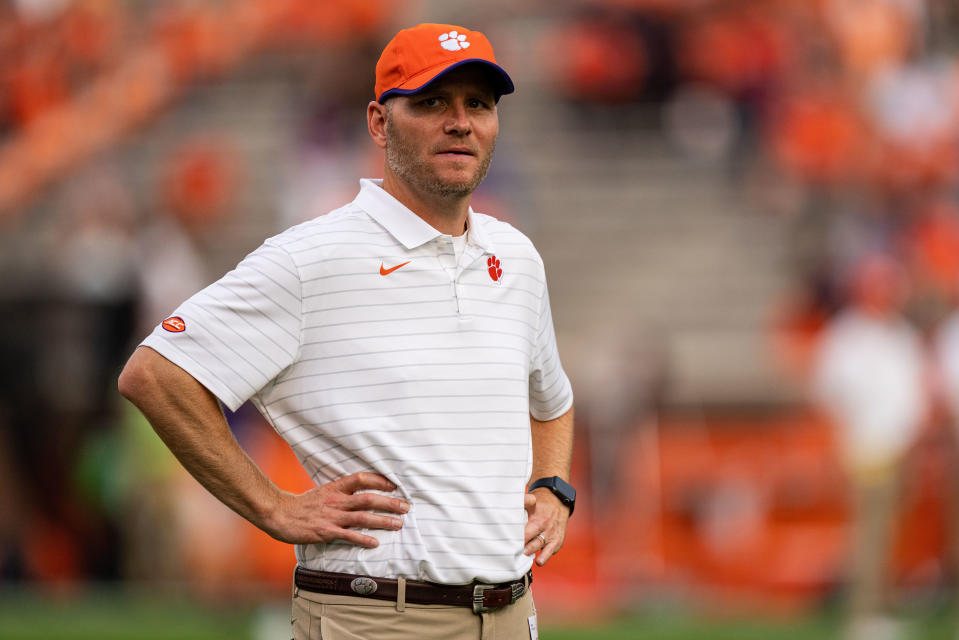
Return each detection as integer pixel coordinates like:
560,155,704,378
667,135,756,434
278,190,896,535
845,463,904,619
292,583,537,640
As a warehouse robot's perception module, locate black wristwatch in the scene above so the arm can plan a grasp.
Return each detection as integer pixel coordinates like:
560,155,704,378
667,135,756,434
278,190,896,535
528,476,576,516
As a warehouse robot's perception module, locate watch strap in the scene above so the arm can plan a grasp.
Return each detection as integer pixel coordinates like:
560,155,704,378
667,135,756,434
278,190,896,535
528,476,575,516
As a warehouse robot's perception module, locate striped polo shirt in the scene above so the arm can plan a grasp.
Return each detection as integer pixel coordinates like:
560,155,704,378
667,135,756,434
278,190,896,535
142,178,573,585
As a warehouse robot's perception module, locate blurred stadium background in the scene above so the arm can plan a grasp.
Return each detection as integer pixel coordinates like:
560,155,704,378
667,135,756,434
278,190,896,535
2,0,959,638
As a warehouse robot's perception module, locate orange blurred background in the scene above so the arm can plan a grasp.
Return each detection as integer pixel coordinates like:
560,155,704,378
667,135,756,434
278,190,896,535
2,0,959,635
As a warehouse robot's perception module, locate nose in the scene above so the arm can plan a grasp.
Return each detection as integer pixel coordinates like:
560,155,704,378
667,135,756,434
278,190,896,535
444,102,472,136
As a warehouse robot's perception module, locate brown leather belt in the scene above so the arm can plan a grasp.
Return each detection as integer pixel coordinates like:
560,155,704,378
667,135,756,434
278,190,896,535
294,567,532,614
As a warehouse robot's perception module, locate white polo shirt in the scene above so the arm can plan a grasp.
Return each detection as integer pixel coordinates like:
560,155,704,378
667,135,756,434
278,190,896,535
813,309,924,471
142,179,573,585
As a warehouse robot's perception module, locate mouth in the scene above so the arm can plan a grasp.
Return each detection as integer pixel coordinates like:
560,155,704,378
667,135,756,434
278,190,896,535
436,147,476,157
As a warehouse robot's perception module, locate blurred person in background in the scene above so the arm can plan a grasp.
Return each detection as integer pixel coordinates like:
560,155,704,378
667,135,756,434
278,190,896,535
811,253,928,640
118,22,575,640
135,136,236,335
0,159,140,584
119,136,242,586
931,279,959,629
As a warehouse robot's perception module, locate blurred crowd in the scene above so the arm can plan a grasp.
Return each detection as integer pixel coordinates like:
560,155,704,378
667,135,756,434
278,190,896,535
544,0,959,627
0,0,400,594
0,0,392,218
546,0,959,324
3,0,959,626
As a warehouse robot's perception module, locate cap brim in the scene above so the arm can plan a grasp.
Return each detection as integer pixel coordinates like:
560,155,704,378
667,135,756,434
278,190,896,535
378,59,514,104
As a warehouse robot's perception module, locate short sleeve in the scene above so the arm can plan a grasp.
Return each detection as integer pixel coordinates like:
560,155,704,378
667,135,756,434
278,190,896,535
141,241,302,411
529,277,573,421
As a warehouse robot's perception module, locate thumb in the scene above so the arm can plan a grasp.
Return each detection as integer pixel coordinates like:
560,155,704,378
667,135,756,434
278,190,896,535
524,493,536,513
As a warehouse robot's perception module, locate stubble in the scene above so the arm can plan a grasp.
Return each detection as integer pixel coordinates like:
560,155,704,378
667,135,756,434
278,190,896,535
384,110,495,199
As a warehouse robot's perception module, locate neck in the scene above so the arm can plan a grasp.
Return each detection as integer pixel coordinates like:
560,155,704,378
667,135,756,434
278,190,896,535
381,173,470,236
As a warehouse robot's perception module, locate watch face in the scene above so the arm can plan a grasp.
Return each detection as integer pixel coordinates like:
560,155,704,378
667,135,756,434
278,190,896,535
554,478,575,516
553,477,575,501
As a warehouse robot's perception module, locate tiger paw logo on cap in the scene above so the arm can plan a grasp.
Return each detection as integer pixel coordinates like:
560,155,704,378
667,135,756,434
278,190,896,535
162,316,186,332
439,30,470,51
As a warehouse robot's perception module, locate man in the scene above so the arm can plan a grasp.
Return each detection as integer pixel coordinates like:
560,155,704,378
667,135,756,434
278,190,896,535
812,254,926,640
118,23,575,640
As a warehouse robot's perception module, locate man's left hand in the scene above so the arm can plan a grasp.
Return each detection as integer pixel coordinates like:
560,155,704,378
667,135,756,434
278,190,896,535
523,489,569,566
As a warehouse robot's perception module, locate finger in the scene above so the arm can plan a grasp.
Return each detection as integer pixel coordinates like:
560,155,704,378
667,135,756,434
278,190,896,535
523,530,549,555
536,540,560,566
329,526,381,548
337,510,404,532
341,492,410,514
335,472,397,494
523,512,548,545
523,520,542,546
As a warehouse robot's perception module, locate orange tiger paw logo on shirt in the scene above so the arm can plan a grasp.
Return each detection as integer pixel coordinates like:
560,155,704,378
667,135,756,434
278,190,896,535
488,255,502,282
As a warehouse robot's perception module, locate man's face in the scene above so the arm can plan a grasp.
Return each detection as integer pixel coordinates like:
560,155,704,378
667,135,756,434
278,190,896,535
383,66,499,199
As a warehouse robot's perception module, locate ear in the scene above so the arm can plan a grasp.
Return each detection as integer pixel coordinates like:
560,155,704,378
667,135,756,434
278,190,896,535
367,101,388,149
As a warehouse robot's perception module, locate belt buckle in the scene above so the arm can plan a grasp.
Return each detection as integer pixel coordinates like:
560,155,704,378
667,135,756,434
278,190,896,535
472,584,494,614
472,581,524,614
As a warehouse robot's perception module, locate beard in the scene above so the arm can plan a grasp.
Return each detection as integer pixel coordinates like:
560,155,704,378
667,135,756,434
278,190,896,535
385,118,495,199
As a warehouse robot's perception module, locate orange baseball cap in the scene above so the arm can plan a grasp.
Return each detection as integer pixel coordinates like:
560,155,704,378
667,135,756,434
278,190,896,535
374,23,514,104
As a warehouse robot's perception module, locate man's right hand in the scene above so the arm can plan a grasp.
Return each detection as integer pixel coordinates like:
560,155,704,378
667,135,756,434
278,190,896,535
264,472,410,547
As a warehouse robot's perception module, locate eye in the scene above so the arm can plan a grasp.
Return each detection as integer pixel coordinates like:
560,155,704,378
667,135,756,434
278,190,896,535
468,98,490,110
419,96,441,107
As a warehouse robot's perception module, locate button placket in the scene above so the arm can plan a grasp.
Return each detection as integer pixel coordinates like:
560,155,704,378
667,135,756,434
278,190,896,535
436,237,461,314
454,244,486,318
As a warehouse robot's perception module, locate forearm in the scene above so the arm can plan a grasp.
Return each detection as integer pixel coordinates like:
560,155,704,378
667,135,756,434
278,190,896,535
118,346,283,531
528,405,574,485
524,405,574,564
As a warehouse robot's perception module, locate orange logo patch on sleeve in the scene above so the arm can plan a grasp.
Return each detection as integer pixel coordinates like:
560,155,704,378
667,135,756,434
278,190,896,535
161,316,186,332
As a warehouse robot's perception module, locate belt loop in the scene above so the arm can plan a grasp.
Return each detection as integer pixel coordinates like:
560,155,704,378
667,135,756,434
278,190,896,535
396,576,406,612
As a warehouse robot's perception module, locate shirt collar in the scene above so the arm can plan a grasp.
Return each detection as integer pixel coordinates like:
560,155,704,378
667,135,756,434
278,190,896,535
354,179,495,254
465,207,495,254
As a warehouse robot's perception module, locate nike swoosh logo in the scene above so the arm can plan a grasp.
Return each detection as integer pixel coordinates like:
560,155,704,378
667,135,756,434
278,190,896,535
380,261,410,276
